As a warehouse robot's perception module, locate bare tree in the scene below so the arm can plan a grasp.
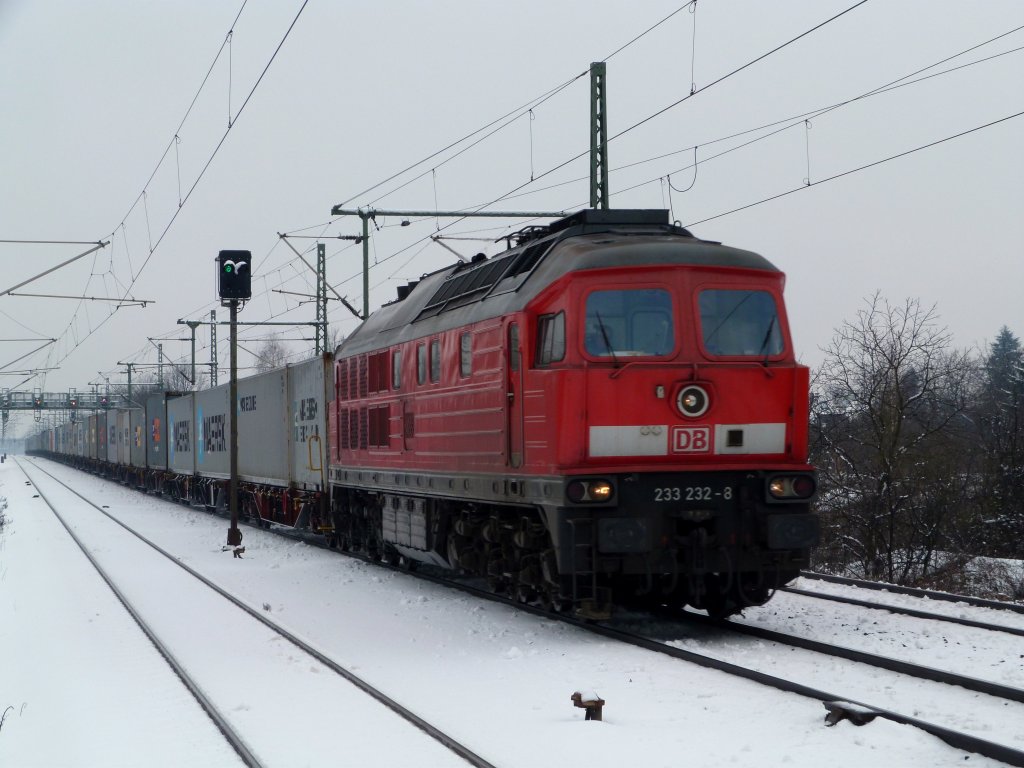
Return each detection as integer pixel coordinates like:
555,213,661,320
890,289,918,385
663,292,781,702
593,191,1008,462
811,293,975,583
254,334,290,373
325,324,345,355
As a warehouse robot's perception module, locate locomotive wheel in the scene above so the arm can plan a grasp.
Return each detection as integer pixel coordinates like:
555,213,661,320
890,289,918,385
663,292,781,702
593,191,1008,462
513,582,537,605
539,586,570,614
702,574,739,620
487,576,509,596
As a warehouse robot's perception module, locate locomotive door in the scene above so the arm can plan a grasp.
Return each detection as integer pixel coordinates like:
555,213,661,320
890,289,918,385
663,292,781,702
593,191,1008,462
506,321,524,467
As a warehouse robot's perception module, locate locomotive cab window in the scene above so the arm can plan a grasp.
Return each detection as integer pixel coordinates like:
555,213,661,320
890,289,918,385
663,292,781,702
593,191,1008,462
536,312,565,366
699,289,783,357
584,288,674,357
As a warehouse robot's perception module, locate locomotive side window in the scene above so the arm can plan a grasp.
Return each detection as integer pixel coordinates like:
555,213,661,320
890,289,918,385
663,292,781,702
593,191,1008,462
584,289,674,357
337,358,348,402
417,344,427,385
368,351,389,393
358,356,368,397
699,289,783,356
459,332,472,377
509,324,520,371
430,339,441,382
392,350,402,390
536,312,566,366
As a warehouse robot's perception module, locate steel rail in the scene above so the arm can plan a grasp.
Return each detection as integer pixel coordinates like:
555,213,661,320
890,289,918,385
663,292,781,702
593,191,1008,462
16,459,263,768
800,570,1024,614
781,585,1024,638
22,458,495,768
684,612,1024,702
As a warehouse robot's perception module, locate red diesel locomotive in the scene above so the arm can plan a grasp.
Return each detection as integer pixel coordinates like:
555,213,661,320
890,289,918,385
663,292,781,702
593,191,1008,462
328,209,817,617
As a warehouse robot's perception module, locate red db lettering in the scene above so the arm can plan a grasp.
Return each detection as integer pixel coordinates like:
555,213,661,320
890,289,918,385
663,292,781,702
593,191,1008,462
672,426,711,454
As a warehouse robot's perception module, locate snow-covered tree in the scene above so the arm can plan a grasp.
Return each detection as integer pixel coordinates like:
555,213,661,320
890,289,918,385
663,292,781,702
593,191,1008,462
972,326,1024,556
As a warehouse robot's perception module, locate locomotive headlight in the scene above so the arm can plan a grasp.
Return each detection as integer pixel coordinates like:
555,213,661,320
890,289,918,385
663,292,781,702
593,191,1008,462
676,385,709,418
768,474,817,500
567,479,615,503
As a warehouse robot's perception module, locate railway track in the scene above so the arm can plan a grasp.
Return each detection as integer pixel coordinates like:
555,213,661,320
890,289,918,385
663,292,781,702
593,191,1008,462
798,571,1024,615
18,457,492,768
24,456,1024,766
779,583,1024,638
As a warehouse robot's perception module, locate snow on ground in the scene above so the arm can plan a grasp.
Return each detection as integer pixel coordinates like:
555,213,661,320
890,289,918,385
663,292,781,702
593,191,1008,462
0,463,242,767
0,457,1015,767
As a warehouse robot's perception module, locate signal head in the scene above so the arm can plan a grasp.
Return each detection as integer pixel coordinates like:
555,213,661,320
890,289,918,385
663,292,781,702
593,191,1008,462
218,250,252,301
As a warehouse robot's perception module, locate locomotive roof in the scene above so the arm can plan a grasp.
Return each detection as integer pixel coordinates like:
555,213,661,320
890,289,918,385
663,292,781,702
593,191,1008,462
337,209,781,357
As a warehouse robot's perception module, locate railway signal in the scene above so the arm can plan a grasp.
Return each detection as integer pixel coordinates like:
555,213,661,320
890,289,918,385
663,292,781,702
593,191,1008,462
216,249,249,547
218,250,251,302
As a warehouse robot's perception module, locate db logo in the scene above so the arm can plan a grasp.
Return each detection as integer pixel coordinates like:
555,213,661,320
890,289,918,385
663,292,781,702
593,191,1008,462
672,426,711,453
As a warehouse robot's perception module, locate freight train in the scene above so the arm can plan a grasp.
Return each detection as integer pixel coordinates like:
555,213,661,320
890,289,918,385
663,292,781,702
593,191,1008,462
27,208,818,618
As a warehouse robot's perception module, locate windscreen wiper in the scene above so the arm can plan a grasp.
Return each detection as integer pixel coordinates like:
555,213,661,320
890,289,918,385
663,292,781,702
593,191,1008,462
595,311,619,367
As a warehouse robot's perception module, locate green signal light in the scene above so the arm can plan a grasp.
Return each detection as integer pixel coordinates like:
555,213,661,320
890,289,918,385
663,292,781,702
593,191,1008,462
224,265,234,273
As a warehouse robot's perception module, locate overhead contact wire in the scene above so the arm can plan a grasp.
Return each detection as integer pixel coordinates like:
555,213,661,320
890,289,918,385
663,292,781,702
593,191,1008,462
685,109,1024,227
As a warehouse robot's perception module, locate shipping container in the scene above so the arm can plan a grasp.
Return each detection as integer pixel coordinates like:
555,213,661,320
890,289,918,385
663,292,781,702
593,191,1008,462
97,412,107,459
73,421,85,457
145,393,169,470
195,386,230,478
286,355,332,491
167,394,196,476
115,409,132,466
87,414,98,460
237,368,289,486
129,408,146,467
106,414,118,464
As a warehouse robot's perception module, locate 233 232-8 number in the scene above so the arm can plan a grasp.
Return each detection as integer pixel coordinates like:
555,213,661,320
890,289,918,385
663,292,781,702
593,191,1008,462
654,486,732,502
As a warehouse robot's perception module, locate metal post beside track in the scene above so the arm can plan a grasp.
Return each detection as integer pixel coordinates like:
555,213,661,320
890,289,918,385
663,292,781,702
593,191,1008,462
227,298,241,547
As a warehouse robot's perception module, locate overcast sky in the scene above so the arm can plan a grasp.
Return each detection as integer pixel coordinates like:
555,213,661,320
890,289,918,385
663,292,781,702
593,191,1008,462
1,1,1022,435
